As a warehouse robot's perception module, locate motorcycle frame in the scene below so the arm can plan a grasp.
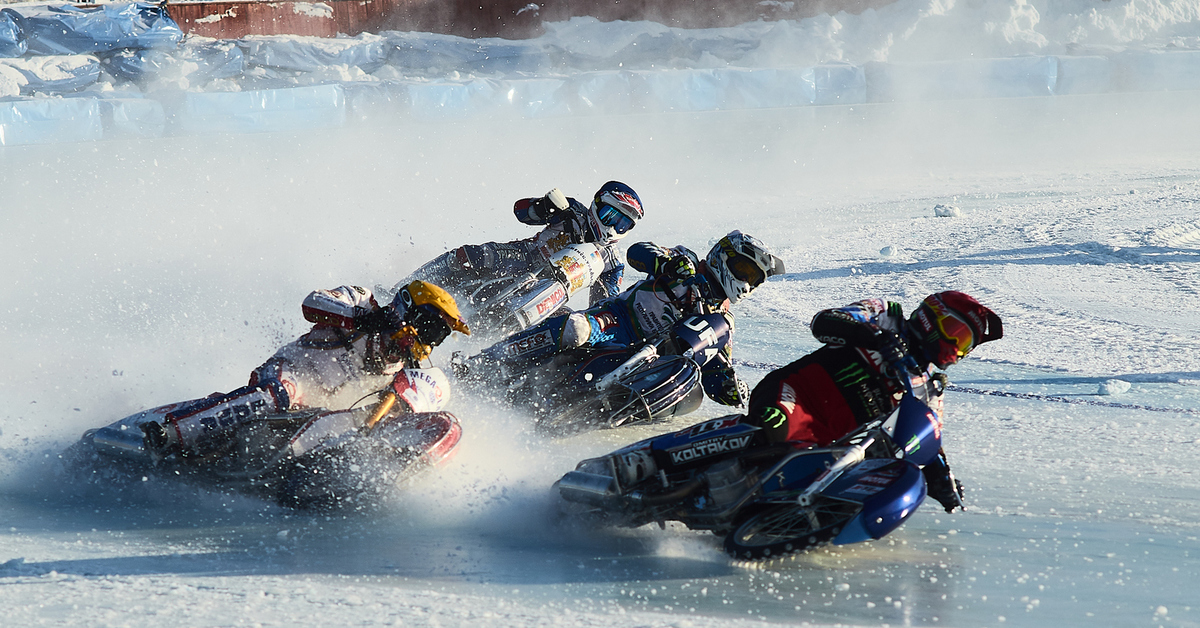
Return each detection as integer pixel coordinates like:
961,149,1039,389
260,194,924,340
561,391,939,535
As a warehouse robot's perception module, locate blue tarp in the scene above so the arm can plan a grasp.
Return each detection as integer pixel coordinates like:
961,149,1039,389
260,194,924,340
19,2,182,56
239,34,388,73
101,41,244,85
0,9,27,58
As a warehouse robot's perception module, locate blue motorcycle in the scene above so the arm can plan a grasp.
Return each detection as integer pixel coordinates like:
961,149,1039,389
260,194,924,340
553,379,943,559
462,312,733,435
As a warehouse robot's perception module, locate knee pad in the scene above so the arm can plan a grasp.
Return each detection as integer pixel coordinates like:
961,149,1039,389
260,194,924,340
450,245,487,272
249,362,294,410
459,242,530,273
560,313,592,349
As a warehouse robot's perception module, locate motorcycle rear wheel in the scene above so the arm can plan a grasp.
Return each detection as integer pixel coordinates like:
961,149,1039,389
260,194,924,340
724,498,862,560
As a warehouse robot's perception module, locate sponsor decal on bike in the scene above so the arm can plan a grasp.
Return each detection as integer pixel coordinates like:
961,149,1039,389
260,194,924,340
684,416,741,437
840,466,902,497
539,233,573,258
503,330,555,357
554,255,588,291
536,286,567,315
197,398,269,433
667,433,754,464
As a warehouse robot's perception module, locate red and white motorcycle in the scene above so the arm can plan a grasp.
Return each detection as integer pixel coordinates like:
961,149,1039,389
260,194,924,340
63,368,461,510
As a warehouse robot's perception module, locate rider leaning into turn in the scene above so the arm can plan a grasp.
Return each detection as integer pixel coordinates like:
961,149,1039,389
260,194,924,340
742,291,1004,513
142,282,470,459
460,230,785,408
416,181,644,305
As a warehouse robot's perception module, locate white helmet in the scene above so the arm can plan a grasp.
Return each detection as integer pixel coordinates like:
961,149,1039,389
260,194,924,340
586,181,643,244
705,231,785,305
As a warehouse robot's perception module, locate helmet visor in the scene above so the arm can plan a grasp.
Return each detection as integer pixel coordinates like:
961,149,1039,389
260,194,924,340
596,204,636,234
409,304,453,347
726,254,766,287
933,309,975,366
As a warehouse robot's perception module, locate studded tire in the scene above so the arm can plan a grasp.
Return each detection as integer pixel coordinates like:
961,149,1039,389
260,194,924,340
723,498,862,560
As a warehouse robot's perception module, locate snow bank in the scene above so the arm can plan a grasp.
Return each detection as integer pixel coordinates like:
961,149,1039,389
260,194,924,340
2,0,1200,144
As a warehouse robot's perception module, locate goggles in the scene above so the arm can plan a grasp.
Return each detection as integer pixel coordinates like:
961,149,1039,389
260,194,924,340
726,254,766,286
408,304,453,347
930,307,975,366
596,204,637,234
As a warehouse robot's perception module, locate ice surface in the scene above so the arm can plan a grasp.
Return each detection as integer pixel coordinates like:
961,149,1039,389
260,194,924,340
3,2,1200,627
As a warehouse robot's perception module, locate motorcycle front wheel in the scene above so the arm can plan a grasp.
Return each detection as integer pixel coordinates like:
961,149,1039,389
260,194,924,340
723,497,862,560
536,389,647,436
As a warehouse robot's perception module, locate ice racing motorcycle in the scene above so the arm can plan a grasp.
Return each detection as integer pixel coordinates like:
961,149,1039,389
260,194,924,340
389,242,607,339
462,312,733,435
63,370,462,510
552,382,944,559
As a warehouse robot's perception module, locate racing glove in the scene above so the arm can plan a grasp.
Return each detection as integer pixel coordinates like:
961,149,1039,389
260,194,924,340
354,305,400,334
654,255,696,281
873,328,919,377
923,453,966,513
710,373,749,407
528,188,570,221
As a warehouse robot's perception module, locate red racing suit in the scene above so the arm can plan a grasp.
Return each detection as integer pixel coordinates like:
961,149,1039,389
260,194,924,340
743,298,964,512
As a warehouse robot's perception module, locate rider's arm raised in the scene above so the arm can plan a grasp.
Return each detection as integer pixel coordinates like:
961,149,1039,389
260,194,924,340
809,299,902,348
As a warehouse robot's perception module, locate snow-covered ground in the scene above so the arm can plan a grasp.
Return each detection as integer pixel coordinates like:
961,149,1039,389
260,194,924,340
5,4,1200,628
3,89,1199,627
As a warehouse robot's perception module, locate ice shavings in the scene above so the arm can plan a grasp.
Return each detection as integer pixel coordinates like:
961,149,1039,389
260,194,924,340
1098,379,1132,395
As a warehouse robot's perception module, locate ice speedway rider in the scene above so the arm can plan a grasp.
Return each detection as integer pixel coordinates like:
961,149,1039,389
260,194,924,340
458,230,785,407
742,291,1004,512
142,282,470,459
410,181,644,305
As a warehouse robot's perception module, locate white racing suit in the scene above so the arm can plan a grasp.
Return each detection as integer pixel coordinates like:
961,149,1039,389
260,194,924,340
164,286,449,456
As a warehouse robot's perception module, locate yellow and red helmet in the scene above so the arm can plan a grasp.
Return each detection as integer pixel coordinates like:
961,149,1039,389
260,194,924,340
909,291,1002,369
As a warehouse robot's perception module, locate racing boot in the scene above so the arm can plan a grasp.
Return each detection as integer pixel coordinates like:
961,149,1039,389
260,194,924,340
140,420,180,463
612,447,658,490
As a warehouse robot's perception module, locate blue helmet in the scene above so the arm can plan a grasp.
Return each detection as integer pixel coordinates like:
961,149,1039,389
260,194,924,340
586,181,643,244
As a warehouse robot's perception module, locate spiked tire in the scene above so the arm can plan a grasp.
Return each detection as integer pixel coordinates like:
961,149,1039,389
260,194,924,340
723,498,862,560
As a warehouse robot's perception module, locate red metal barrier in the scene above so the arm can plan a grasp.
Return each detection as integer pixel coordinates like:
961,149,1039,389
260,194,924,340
168,0,891,40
